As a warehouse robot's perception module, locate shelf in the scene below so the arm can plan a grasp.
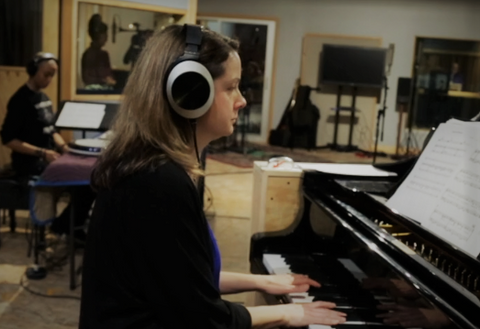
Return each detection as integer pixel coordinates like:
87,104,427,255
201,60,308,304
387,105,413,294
423,48,480,57
330,107,360,112
447,91,480,99
417,89,480,99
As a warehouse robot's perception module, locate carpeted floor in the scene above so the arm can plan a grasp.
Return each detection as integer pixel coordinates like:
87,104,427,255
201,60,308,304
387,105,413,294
207,143,332,168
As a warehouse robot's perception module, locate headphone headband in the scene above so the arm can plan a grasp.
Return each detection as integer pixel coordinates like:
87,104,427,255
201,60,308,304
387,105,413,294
34,52,58,62
27,52,58,76
180,25,203,60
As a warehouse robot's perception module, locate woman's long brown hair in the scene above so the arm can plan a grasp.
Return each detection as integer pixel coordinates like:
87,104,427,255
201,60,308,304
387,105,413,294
91,25,239,190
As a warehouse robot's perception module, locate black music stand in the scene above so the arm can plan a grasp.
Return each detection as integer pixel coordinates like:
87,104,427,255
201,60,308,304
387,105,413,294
371,76,388,164
318,85,359,152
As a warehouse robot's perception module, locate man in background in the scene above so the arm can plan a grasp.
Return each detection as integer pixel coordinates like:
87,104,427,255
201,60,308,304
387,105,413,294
1,52,94,240
1,52,67,176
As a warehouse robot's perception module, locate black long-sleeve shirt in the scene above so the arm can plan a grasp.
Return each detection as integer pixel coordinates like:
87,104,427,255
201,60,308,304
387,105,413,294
79,161,251,329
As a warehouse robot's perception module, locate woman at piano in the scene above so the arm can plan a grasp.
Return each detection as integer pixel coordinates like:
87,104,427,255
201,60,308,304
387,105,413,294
79,24,346,329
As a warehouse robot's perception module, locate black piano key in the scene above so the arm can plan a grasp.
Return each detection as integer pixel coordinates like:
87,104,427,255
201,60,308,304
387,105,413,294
308,288,374,299
309,285,368,295
334,309,382,322
312,295,378,308
308,271,358,283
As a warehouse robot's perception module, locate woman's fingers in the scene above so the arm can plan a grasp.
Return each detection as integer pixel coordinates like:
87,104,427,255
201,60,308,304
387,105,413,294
285,302,346,327
287,283,310,293
308,308,347,325
309,301,338,309
291,274,321,287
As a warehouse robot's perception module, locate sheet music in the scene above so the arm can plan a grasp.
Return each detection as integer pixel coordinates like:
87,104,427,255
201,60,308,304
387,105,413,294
56,102,105,129
297,163,397,177
387,121,480,256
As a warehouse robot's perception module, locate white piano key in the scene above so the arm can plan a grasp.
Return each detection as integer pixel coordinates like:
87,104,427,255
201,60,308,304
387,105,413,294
289,292,310,297
263,254,291,274
289,292,315,303
263,254,285,274
309,325,333,329
273,266,292,274
344,321,385,325
263,254,286,266
291,295,315,303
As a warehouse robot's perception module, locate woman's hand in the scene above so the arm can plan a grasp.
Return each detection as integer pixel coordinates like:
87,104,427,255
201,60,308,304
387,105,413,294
247,301,346,329
44,149,60,163
105,76,117,86
284,301,346,327
258,274,320,295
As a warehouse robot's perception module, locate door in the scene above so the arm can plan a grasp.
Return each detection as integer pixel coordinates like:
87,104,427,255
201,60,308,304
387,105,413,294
197,16,276,143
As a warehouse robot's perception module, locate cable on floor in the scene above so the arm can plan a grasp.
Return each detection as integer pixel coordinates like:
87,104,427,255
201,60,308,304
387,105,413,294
19,272,81,300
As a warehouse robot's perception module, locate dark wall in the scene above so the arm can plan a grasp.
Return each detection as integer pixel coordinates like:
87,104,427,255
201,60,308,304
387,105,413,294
0,0,43,66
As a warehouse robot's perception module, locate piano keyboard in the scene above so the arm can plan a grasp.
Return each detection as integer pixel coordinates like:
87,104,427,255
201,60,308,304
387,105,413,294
263,253,396,329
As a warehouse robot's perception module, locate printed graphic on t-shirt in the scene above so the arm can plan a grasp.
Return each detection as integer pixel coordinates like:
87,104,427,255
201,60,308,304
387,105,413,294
43,125,55,135
34,98,55,135
34,100,52,110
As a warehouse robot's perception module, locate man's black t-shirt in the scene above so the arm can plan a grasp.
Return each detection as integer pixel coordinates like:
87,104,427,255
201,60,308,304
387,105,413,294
1,85,56,175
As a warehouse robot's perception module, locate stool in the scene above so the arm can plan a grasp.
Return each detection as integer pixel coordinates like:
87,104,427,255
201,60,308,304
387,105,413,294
0,173,31,247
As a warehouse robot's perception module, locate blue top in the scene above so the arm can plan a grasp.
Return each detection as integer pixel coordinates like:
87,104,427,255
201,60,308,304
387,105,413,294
208,224,222,290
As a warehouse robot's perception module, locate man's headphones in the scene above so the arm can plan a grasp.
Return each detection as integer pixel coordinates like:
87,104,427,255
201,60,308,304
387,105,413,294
165,24,214,120
26,52,58,77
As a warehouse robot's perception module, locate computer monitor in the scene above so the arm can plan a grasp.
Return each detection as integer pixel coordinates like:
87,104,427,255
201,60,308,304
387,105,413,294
319,44,387,89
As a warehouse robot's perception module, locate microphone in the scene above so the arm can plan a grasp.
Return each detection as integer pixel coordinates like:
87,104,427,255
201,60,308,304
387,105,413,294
112,17,117,43
386,43,395,76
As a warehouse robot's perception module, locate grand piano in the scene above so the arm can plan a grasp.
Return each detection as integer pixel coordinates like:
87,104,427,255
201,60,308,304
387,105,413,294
250,160,480,329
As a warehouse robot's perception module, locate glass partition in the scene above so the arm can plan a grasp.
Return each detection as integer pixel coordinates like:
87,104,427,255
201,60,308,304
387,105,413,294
411,37,480,128
76,3,182,95
197,16,276,143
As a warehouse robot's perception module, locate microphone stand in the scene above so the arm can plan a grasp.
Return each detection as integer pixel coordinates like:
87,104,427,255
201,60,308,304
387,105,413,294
373,75,388,164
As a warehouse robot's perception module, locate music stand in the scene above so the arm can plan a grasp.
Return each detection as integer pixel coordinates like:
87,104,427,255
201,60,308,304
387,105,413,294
317,85,359,152
55,101,119,137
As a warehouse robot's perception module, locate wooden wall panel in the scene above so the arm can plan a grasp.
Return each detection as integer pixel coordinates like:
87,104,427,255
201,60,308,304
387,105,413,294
0,67,29,167
42,0,60,112
184,0,197,24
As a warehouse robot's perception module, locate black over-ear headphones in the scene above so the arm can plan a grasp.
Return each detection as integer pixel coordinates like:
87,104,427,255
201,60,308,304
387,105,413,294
26,52,58,77
165,24,214,119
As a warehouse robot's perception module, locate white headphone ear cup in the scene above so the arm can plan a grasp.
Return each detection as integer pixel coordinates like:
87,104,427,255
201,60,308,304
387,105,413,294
166,60,214,119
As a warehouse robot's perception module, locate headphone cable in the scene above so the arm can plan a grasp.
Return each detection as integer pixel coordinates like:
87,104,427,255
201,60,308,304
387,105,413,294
189,119,201,167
